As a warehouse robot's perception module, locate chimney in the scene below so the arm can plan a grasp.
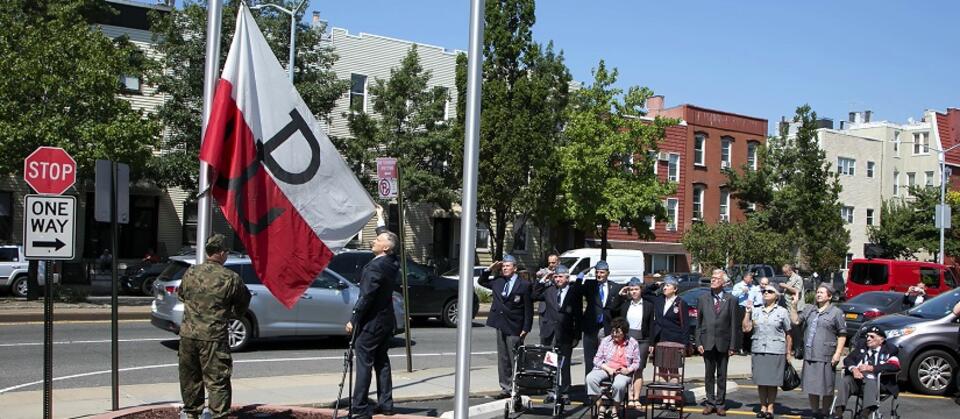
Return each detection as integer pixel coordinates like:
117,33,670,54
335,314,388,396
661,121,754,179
647,95,664,115
779,116,789,135
865,110,872,123
848,112,857,123
312,11,321,28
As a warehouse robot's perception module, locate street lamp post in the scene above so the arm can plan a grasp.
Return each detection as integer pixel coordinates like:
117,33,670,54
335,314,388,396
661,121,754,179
249,0,308,82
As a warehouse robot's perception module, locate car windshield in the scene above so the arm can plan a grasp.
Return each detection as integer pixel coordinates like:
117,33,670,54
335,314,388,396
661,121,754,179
906,288,960,319
849,292,899,307
157,261,189,282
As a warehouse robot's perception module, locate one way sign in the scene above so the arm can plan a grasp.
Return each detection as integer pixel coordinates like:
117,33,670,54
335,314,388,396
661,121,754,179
24,194,76,260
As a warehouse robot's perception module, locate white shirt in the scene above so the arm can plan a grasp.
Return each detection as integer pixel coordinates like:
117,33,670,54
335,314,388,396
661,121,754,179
558,286,569,306
626,299,645,330
663,296,677,316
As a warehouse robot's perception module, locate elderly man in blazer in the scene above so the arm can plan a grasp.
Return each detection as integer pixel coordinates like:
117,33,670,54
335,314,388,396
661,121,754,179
533,264,583,403
695,268,741,416
479,254,534,398
834,326,900,419
578,260,623,377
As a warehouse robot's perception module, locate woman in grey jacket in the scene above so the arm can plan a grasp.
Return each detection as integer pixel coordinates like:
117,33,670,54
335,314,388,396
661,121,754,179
743,285,792,418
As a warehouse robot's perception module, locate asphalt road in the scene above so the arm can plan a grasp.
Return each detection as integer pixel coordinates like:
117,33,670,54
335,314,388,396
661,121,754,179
0,317,526,394
397,379,960,418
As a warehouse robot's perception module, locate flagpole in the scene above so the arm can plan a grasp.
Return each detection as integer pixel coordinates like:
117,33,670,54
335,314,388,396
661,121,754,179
454,0,485,417
197,0,225,260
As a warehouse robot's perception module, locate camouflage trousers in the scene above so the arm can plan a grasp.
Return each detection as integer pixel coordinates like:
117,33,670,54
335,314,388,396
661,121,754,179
179,337,233,419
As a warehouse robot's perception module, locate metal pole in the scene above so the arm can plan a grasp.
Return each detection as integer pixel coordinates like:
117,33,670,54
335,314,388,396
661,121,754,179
940,152,947,264
454,0,485,416
42,260,53,419
397,164,413,372
197,0,224,260
111,161,120,411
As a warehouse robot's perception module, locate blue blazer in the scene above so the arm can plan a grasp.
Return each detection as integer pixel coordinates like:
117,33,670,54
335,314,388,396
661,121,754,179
479,269,533,336
651,295,690,345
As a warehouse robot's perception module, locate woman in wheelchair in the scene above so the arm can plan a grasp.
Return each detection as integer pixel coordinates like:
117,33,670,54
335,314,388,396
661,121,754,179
832,326,900,419
585,318,640,418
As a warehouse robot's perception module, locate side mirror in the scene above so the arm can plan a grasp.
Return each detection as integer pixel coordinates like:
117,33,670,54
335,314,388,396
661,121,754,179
335,281,349,290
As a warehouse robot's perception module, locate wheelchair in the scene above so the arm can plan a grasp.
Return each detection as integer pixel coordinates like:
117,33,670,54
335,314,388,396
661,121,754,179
831,371,900,419
504,344,565,419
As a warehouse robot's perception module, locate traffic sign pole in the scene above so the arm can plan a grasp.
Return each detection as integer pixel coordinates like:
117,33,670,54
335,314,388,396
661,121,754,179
110,162,120,411
42,260,53,419
396,163,413,373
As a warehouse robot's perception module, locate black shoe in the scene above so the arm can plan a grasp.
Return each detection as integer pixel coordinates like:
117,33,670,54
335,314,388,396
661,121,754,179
544,394,556,404
756,412,765,418
561,395,571,405
373,406,396,416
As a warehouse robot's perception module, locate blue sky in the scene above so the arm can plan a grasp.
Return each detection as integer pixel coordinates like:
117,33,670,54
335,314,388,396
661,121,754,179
295,1,955,134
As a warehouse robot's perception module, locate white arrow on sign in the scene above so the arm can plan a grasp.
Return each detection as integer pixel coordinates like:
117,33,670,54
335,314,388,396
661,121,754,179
23,194,76,260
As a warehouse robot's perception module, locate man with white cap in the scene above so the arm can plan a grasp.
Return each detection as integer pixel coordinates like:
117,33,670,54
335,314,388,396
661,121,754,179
579,260,623,376
479,254,534,398
533,264,583,404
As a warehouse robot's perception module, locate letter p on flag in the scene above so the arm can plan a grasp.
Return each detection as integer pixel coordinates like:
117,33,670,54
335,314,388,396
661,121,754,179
200,5,375,308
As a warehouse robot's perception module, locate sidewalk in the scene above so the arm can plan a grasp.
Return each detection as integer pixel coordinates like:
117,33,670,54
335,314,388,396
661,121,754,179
0,298,493,323
0,351,759,419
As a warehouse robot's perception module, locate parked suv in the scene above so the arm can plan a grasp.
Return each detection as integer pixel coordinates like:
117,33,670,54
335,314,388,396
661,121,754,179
328,250,480,327
857,288,960,395
150,255,406,351
0,245,48,297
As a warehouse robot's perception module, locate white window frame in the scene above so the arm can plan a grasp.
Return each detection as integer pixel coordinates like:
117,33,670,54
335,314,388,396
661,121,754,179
913,132,930,155
926,171,935,187
694,133,706,166
866,161,875,178
667,153,680,182
512,219,530,254
720,137,732,168
666,198,679,231
692,185,705,220
349,73,368,113
475,222,491,251
841,206,854,224
719,189,730,222
747,142,758,170
893,171,900,195
844,253,854,269
838,157,856,176
866,208,874,226
907,172,916,187
644,215,655,230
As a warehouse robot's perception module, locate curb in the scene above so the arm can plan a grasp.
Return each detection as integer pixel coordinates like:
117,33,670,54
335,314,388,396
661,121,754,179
87,403,433,419
0,310,152,323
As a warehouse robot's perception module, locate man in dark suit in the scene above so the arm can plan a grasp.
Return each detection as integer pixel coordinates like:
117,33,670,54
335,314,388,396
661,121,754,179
479,254,534,398
695,268,740,416
533,264,583,403
834,326,900,419
536,253,561,345
578,260,623,377
345,222,400,419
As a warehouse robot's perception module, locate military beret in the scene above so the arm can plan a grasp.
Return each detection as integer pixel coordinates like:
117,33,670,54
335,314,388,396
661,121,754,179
554,264,570,275
864,325,886,339
205,233,228,253
501,254,517,264
628,277,643,287
662,275,679,287
595,260,609,271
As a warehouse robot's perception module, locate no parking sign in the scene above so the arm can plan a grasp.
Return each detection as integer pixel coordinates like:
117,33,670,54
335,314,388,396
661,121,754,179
376,157,398,199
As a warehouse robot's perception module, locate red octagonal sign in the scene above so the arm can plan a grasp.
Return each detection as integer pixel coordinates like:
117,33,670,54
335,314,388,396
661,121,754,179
24,147,77,195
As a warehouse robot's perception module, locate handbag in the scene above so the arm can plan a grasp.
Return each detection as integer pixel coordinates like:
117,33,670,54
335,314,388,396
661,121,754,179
793,344,804,360
781,360,801,391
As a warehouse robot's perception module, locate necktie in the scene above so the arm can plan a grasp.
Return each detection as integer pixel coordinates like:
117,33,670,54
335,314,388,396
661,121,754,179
502,278,512,297
714,295,721,314
598,284,605,323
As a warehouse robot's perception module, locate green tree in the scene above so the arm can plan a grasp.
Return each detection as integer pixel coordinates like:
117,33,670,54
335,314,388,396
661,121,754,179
147,0,347,192
454,0,571,259
682,218,791,270
867,186,960,259
0,0,160,178
558,61,676,260
339,46,457,207
726,105,849,273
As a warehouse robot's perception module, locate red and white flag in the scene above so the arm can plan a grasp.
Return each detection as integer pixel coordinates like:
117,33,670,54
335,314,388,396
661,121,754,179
199,6,374,308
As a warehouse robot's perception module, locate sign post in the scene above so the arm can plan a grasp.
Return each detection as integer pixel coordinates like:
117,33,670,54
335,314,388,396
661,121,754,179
23,146,77,419
376,157,412,371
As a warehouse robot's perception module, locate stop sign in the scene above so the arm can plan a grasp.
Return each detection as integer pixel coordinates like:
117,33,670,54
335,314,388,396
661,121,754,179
24,147,77,195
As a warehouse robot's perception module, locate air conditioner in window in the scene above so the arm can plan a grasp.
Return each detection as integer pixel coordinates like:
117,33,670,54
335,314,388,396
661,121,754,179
657,152,670,161
720,214,730,222
721,161,730,169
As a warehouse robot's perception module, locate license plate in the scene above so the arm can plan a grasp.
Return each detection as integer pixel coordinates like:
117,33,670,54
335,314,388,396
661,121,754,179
845,313,858,320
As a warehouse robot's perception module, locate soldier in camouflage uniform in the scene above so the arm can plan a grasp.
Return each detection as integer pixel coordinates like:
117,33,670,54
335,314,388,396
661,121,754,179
177,233,251,419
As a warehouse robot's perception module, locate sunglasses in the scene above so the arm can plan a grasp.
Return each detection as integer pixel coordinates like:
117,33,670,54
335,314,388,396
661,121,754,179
866,334,881,339
762,290,776,294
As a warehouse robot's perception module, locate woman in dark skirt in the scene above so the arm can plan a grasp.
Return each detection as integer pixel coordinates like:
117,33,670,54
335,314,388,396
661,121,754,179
790,284,847,419
743,285,792,418
648,276,689,409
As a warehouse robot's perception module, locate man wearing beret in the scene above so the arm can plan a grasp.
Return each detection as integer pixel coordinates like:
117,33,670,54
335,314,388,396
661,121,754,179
533,264,583,403
833,326,900,419
178,233,251,419
479,254,534,398
578,260,623,377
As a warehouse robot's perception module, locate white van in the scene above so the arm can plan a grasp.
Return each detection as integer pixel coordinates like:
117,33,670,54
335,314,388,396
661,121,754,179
558,248,645,284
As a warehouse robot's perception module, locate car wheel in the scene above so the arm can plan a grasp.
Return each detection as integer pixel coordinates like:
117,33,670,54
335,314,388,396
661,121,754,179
140,276,157,296
441,299,459,328
910,349,956,395
228,316,253,352
11,275,28,298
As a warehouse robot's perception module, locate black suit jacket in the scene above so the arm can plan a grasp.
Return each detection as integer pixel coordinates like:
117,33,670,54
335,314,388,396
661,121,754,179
695,290,741,352
842,341,900,395
532,280,583,345
351,253,399,334
479,269,534,336
616,296,655,341
580,278,624,334
651,295,690,345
